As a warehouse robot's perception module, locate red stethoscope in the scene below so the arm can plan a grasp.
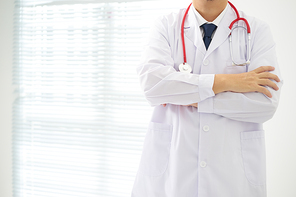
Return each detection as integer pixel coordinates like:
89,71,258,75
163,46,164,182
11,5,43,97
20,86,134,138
179,1,251,73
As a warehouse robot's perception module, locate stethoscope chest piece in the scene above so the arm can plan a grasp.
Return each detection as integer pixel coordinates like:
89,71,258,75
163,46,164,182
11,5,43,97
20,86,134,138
179,63,192,73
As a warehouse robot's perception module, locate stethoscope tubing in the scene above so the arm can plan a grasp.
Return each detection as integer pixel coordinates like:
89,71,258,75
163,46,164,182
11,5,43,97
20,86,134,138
180,1,251,68
181,3,192,65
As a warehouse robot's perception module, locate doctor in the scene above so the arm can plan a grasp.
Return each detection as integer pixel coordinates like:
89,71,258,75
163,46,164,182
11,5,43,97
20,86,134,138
132,0,282,196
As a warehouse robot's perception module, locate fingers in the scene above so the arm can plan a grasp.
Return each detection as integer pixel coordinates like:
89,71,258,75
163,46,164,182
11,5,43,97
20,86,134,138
258,79,279,91
256,86,272,98
258,72,280,82
252,67,280,94
162,103,198,108
191,103,198,108
186,103,198,108
253,66,275,74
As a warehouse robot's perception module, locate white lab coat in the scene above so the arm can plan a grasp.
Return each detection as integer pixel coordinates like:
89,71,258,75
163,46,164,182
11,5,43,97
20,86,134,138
132,4,282,197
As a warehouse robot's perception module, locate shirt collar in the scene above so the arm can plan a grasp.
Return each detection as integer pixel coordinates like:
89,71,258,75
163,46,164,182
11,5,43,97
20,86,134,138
191,3,229,27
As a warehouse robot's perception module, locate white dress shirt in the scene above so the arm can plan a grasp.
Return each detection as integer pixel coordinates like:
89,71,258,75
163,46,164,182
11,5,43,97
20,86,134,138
191,3,229,38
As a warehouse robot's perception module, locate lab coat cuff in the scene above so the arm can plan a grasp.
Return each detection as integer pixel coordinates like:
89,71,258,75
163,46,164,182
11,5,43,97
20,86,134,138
198,97,214,113
199,74,215,101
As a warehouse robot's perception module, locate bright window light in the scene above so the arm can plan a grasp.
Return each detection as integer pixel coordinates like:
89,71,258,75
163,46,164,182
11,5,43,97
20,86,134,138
13,0,189,196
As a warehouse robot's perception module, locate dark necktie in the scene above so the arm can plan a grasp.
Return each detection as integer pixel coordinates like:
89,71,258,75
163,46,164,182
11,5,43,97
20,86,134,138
201,23,217,50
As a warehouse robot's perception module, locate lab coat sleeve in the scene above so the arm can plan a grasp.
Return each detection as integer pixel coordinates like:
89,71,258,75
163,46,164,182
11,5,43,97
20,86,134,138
198,22,283,124
137,16,215,106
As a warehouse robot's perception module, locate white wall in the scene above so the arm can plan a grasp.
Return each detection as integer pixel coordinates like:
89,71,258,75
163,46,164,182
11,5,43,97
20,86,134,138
0,0,295,197
0,0,14,196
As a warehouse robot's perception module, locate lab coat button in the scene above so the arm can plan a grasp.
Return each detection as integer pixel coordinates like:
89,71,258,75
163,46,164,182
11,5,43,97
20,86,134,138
203,125,210,132
203,59,209,66
200,161,207,168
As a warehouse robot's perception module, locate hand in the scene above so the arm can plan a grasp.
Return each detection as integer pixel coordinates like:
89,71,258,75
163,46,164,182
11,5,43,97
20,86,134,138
161,103,198,108
185,103,198,108
213,66,280,98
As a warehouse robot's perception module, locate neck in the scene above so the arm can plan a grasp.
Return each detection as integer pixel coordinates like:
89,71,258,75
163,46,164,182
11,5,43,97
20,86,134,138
192,0,228,22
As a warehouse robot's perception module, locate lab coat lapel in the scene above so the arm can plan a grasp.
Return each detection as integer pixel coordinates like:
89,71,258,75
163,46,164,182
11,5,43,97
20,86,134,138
184,7,206,55
205,6,235,59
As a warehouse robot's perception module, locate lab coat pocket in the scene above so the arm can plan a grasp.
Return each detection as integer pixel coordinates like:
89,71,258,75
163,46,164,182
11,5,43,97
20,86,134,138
138,122,172,177
225,61,247,74
241,130,266,186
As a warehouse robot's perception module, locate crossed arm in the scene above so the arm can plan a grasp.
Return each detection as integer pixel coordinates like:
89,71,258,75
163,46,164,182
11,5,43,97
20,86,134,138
162,66,280,108
141,16,282,123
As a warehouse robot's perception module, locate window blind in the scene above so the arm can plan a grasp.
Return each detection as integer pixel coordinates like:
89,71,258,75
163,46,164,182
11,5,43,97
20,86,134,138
13,0,188,196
